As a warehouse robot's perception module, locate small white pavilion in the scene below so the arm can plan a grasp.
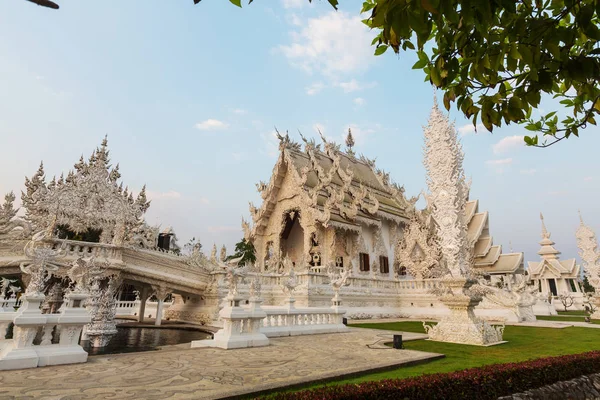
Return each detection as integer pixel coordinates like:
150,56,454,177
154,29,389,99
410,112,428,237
528,213,583,307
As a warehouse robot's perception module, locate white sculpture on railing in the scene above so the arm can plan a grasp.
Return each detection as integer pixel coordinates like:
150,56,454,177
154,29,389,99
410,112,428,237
327,262,351,307
281,257,299,309
478,274,537,322
420,98,504,346
19,231,64,296
575,211,600,318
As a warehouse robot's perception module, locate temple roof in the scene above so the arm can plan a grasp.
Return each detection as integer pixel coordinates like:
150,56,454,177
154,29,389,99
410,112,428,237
527,213,578,278
466,199,525,274
245,132,413,238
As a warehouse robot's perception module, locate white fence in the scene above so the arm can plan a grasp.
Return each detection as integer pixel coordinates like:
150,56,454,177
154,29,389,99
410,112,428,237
255,306,348,337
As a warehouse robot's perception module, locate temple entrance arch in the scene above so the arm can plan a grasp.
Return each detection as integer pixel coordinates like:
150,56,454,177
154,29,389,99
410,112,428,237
279,210,304,268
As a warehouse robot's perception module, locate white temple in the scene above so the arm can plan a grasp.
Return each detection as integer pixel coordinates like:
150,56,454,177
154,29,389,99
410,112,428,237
528,213,583,308
0,100,548,367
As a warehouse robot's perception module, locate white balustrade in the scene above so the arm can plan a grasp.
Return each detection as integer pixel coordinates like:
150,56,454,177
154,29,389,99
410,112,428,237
259,306,348,337
0,292,91,371
47,239,123,260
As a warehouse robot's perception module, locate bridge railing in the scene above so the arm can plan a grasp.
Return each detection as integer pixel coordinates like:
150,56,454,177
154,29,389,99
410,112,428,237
258,306,348,337
0,296,21,311
46,239,123,260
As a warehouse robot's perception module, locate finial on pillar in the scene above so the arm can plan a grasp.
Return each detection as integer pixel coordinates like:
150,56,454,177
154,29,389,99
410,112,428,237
345,128,355,156
540,212,550,239
579,209,584,224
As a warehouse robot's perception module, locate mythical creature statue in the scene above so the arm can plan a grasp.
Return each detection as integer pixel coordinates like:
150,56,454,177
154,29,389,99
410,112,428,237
130,222,159,249
281,260,299,297
326,262,351,302
20,231,65,295
220,253,248,297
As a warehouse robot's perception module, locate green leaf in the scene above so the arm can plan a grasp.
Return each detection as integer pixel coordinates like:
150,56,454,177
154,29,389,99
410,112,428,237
229,0,242,7
412,58,429,69
374,45,389,56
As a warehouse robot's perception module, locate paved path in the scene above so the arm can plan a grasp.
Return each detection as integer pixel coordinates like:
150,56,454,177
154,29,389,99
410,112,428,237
0,328,441,400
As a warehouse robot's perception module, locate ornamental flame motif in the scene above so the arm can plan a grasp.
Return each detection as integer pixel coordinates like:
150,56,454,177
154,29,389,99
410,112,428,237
20,137,150,246
576,211,600,290
422,100,471,278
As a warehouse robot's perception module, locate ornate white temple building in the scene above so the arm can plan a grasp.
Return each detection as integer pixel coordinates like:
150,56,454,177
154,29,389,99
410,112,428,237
0,103,541,355
528,213,583,308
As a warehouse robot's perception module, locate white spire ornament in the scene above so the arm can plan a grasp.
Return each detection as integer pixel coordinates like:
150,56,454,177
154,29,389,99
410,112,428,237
576,211,600,290
421,97,504,346
422,98,471,278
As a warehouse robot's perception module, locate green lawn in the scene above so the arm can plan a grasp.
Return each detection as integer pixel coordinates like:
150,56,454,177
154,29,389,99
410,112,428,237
536,315,600,324
265,321,600,396
557,310,589,316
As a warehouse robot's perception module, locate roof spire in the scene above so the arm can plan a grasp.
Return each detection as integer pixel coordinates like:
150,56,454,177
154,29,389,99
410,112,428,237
540,212,550,239
345,128,355,157
509,240,513,253
537,212,560,260
579,209,584,225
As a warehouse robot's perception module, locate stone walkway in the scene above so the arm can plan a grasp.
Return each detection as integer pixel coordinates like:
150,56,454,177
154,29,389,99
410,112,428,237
0,328,441,400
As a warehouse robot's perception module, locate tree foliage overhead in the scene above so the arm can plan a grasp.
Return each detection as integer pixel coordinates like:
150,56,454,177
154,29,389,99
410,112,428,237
363,0,600,147
201,0,600,147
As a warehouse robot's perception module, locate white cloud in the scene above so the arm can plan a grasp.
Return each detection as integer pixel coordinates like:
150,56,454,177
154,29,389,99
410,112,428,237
281,0,305,9
584,176,594,182
278,11,375,77
520,169,537,175
208,226,242,233
548,190,568,196
493,135,524,154
335,79,377,93
305,82,325,95
286,13,303,26
354,97,366,106
458,123,484,137
232,108,247,115
195,119,228,131
146,190,183,200
486,158,513,166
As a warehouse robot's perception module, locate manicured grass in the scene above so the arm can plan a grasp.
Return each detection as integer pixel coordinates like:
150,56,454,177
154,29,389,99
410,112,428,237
265,321,600,396
536,315,600,324
557,310,589,316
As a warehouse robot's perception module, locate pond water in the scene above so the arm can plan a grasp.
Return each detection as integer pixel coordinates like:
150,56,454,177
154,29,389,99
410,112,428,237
81,325,212,356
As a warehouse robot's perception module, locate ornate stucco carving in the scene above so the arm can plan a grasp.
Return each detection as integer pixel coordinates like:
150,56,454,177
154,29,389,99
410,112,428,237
423,100,472,278
396,211,443,279
576,211,600,290
0,192,31,240
20,137,150,246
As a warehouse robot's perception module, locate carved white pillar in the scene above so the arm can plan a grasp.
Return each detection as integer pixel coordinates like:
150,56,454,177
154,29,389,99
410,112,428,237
151,285,169,326
138,287,149,323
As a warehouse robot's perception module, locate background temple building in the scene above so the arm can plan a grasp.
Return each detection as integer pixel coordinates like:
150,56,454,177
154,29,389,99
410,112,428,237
528,213,583,308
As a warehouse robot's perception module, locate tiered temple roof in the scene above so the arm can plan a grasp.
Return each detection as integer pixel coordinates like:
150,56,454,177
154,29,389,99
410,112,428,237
466,199,524,274
528,213,579,279
244,131,414,239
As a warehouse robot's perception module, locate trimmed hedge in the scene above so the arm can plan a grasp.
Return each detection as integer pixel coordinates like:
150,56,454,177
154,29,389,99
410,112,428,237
267,351,600,400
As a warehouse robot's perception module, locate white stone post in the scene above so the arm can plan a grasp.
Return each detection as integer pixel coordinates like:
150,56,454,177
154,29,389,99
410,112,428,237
138,287,149,323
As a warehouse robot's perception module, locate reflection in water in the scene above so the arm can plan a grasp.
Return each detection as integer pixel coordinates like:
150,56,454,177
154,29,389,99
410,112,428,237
81,326,212,356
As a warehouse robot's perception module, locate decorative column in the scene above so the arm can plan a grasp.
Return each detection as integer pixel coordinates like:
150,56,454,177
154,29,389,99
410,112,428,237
86,276,119,348
192,262,269,349
420,99,504,346
151,285,169,326
138,286,149,323
576,211,600,318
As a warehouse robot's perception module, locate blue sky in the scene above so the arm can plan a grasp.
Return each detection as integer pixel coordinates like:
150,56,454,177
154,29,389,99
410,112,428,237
1,0,599,264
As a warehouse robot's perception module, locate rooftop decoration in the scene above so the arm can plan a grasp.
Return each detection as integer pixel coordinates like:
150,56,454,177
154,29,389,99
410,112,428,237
20,137,150,246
